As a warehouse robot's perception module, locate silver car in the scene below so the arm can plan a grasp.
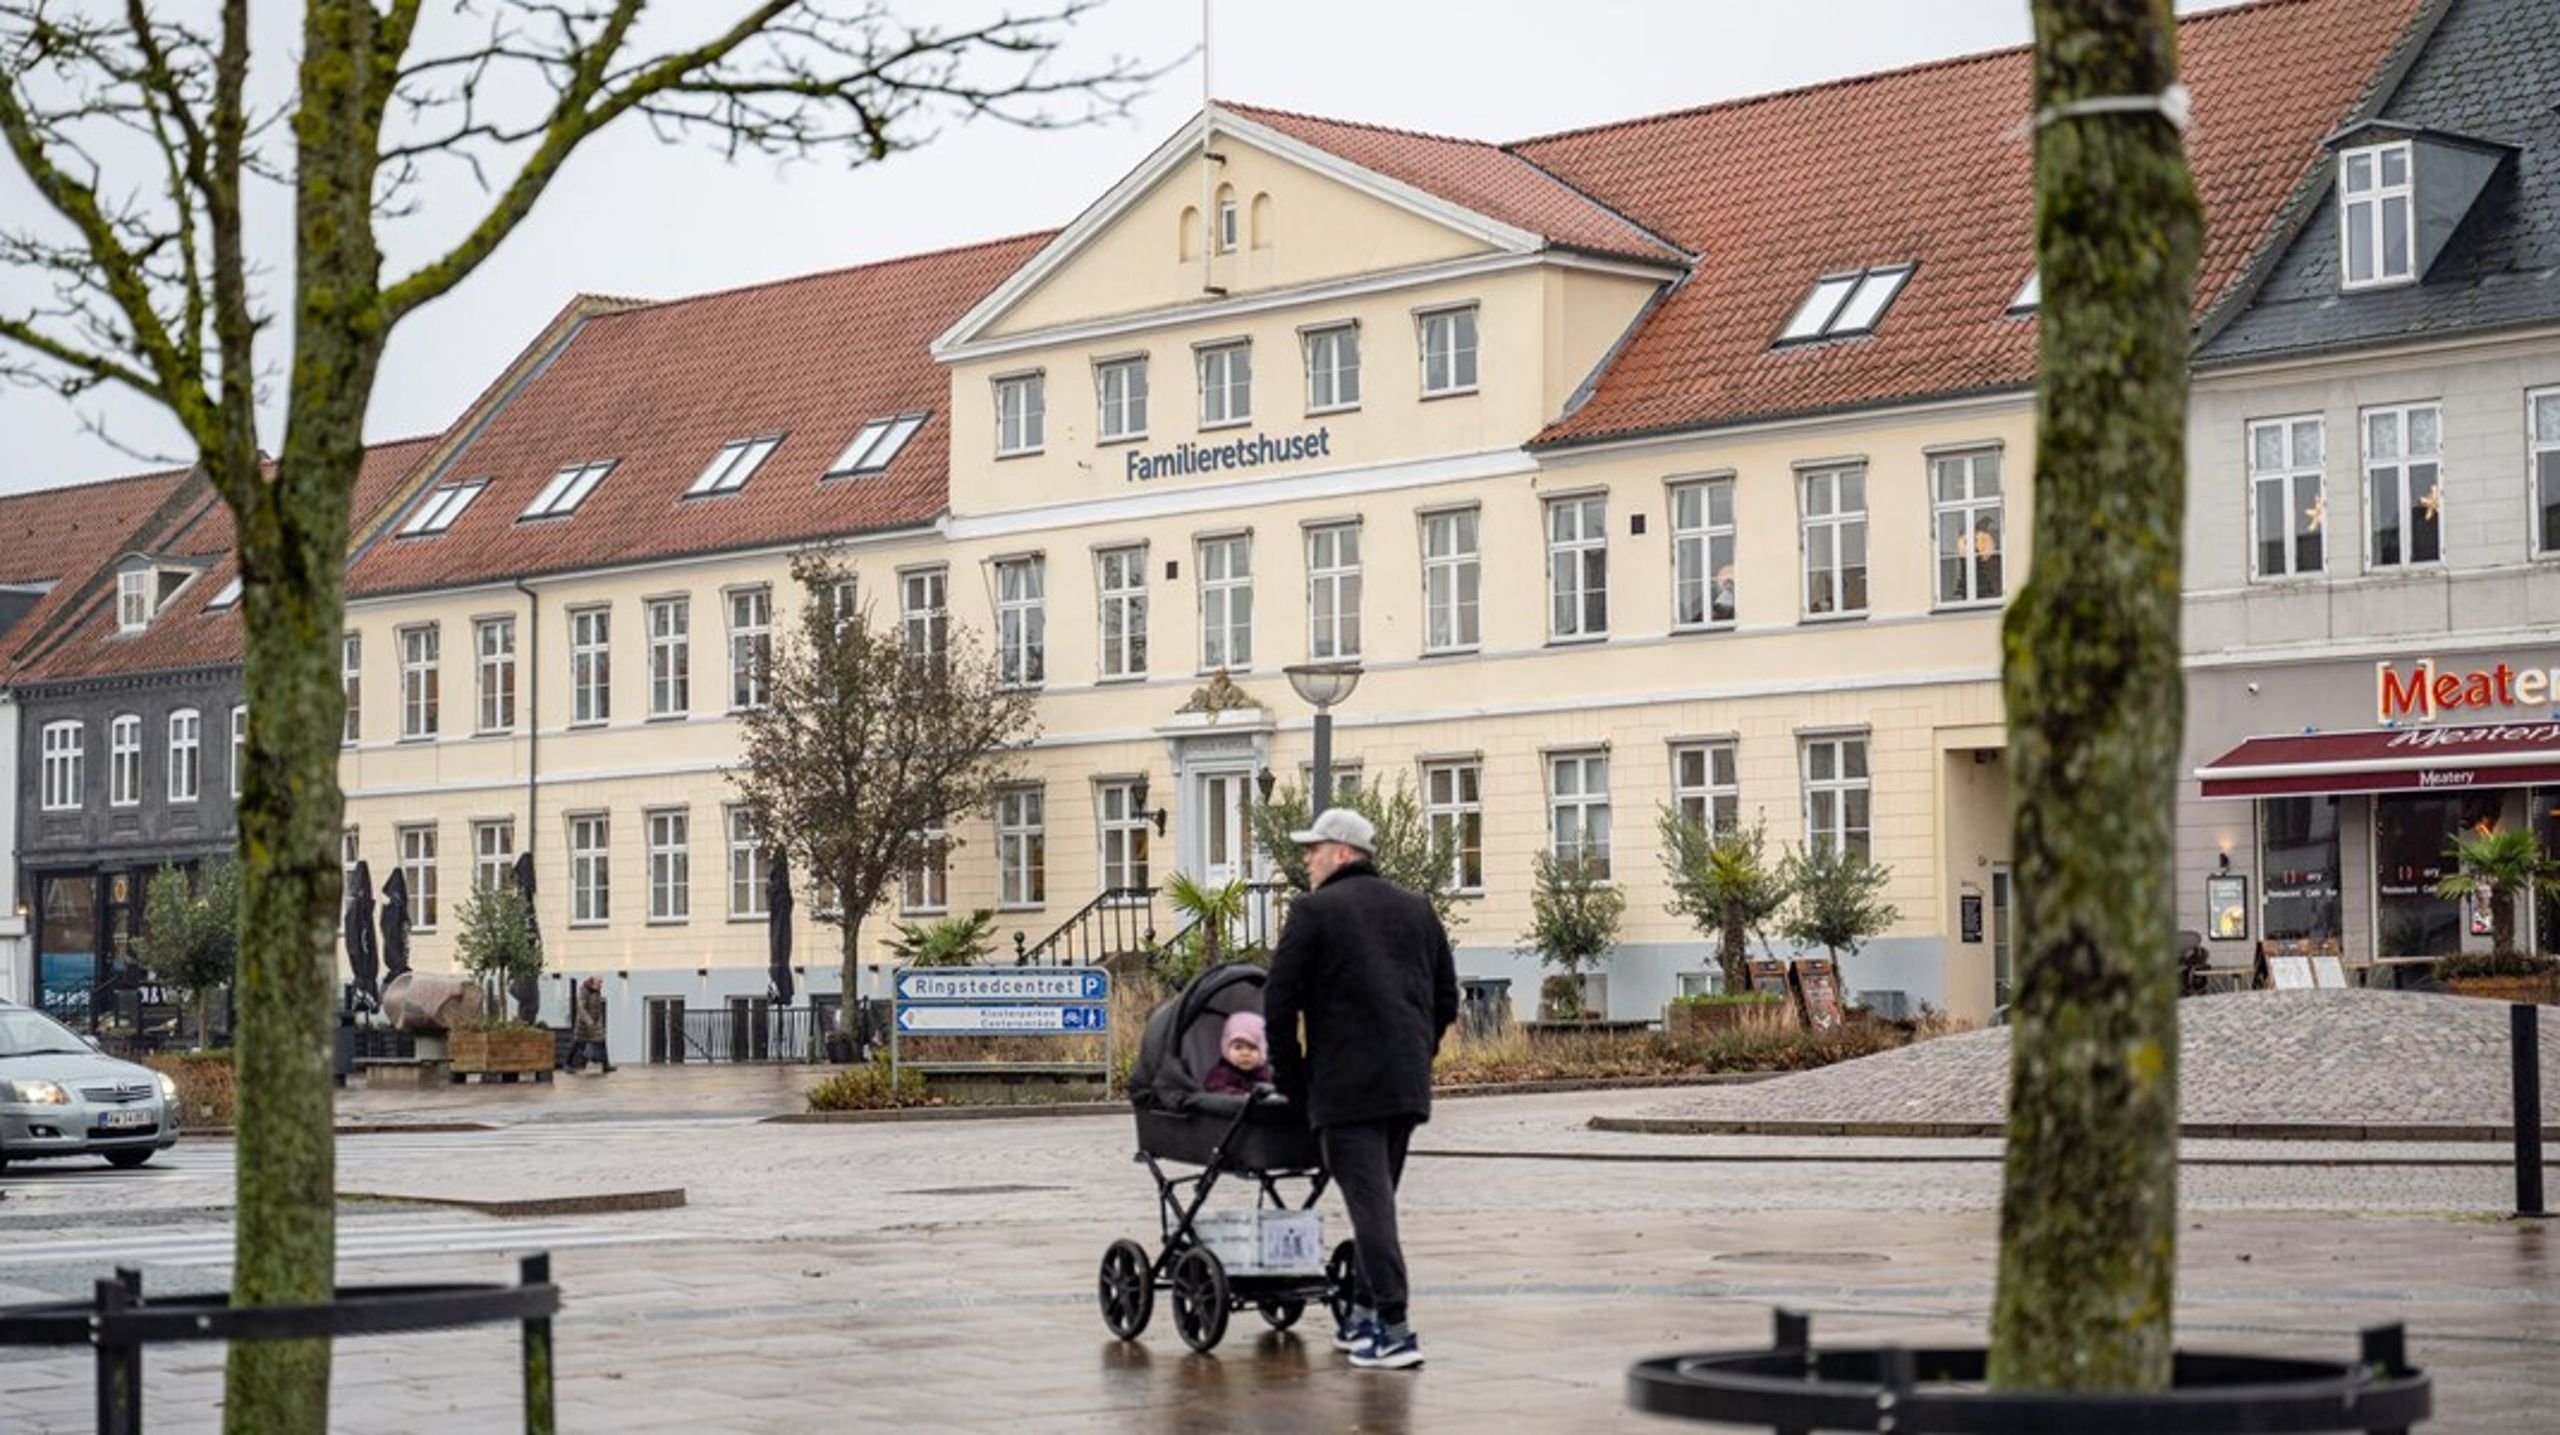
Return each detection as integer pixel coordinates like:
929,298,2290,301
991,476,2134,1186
0,999,182,1170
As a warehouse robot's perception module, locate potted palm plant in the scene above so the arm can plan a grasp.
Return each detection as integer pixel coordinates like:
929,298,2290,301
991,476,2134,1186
2430,825,2558,1003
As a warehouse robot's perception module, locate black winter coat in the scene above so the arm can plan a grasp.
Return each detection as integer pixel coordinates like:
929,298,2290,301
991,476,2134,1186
1263,861,1459,1130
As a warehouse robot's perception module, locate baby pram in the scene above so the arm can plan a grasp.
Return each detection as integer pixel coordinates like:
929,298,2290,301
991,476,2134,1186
1096,962,1356,1353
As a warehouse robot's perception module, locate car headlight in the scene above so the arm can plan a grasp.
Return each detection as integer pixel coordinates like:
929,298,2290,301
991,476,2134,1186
157,1073,179,1100
5,1079,72,1105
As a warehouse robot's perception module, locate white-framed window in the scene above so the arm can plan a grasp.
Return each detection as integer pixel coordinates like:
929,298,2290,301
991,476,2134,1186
1931,450,2006,607
995,556,1045,688
2339,141,2414,289
475,616,517,733
1423,760,1484,892
473,818,515,893
40,721,84,811
828,413,927,478
1546,494,1608,640
648,809,690,923
1304,324,1360,413
727,586,771,710
341,632,362,744
1670,479,1736,628
1801,464,1869,617
569,813,610,925
1198,341,1252,429
901,824,948,915
2249,416,2327,579
1778,265,1913,343
1548,750,1612,880
997,787,1045,909
227,704,245,800
2365,402,2442,568
648,597,690,717
1198,534,1252,670
727,806,767,919
685,434,783,498
166,708,201,803
2536,389,2560,557
2008,272,2041,315
1422,508,1480,652
900,567,948,662
108,714,141,808
1306,522,1361,661
1096,357,1149,441
399,624,440,738
569,606,611,725
1418,305,1479,396
520,460,614,520
1803,734,1872,861
1097,546,1148,679
1098,781,1150,893
995,373,1045,456
116,569,151,632
1217,196,1239,252
398,823,440,930
399,479,487,536
1672,741,1740,832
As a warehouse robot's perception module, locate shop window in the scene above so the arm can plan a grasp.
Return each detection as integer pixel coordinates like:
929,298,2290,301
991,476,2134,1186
2373,791,2500,957
2538,789,2560,958
2257,796,2342,943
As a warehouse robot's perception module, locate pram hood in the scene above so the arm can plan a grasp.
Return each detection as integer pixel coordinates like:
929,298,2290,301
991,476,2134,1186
1129,962,1269,1115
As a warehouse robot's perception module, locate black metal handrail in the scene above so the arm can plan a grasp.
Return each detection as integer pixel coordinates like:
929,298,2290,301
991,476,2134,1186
668,1005,826,1064
1015,885,1160,965
1153,880,1294,958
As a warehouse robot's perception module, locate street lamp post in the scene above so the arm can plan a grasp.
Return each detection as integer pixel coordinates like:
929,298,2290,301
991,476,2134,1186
1283,662,1364,813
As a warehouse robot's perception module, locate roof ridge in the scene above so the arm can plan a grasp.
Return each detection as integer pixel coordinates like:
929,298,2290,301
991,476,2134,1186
1217,98,1503,151
0,461,195,505
598,228,1060,319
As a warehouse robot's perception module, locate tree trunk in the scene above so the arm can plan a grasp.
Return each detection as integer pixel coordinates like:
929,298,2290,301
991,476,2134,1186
2491,889,2515,959
840,910,864,1039
1721,908,1749,993
1990,0,2200,1394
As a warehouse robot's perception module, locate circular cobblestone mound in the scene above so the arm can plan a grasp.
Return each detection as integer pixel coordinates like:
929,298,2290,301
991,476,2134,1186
1638,990,2557,1128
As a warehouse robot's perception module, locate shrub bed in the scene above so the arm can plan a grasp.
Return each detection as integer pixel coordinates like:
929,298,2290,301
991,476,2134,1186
1434,1020,1901,1088
143,1050,236,1127
806,1058,934,1112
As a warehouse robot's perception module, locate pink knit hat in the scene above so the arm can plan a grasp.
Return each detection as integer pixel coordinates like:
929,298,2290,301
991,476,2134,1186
1221,1010,1267,1056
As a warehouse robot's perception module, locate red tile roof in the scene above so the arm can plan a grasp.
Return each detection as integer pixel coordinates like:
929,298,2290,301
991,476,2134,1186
1505,0,2424,445
0,465,194,667
345,233,1054,597
1220,103,1686,266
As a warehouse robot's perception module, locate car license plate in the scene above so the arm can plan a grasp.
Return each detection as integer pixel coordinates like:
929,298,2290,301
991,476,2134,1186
97,1108,152,1131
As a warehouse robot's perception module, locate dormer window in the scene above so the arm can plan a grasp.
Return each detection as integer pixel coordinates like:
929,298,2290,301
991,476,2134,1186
117,570,151,632
828,413,928,477
2340,141,2413,288
399,479,488,537
2007,272,2040,315
1778,264,1913,344
686,434,784,497
521,461,614,520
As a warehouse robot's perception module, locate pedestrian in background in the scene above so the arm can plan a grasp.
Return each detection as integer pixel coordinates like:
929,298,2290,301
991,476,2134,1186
568,975,614,1074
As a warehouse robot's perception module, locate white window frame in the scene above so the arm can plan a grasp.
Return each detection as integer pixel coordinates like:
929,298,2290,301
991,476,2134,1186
1217,196,1239,253
1305,522,1361,662
569,605,611,726
1803,733,1873,862
996,787,1046,910
520,460,614,520
398,823,440,931
1098,781,1151,893
685,434,784,498
1422,759,1484,893
473,818,515,893
1304,324,1360,414
2535,388,2560,558
1931,449,2007,608
1670,478,1737,630
399,479,487,536
1422,508,1481,653
727,586,771,711
569,812,610,926
727,806,768,919
647,808,691,924
2248,416,2328,580
1547,750,1612,881
648,597,690,717
1800,464,1870,618
828,413,927,478
475,615,517,734
166,708,200,803
108,714,141,808
1418,304,1479,397
1197,341,1252,430
1197,534,1253,671
228,704,246,800
1096,357,1149,442
900,824,948,915
2363,401,2444,570
995,556,1045,689
1546,494,1608,641
1779,265,1913,342
2338,141,2415,290
341,632,361,744
399,623,439,739
995,372,1045,456
1672,740,1740,833
1096,545,1148,680
900,567,948,662
116,570,151,632
41,721,84,811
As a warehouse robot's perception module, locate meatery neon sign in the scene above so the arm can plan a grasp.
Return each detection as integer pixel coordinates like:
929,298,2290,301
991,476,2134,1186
2376,658,2560,724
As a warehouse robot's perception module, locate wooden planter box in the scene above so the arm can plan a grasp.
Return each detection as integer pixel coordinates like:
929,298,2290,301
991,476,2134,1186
2442,973,2560,1006
449,1029,557,1076
1665,997,1795,1040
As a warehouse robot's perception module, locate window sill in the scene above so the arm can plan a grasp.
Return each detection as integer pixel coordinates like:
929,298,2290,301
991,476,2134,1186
398,734,438,745
569,920,609,930
646,711,690,724
2247,572,2329,586
1670,622,1738,637
727,913,769,924
1419,386,1480,403
1197,665,1254,677
471,727,516,740
1096,672,1149,686
995,447,1045,461
1306,403,1361,419
1931,600,2004,615
568,719,609,731
1545,634,1609,648
997,903,1047,914
1420,645,1481,660
1798,611,1870,626
647,917,691,928
1199,419,1252,434
1098,432,1149,448
900,907,950,919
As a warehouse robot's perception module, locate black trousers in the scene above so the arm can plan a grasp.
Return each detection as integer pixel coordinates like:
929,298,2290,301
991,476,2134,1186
1321,1116,1419,1326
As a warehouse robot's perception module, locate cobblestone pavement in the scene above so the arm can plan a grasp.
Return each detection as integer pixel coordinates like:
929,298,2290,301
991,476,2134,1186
3,1087,2556,1431
1634,991,2559,1128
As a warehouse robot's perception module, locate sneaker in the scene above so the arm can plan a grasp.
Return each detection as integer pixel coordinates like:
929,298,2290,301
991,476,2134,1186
1333,1316,1375,1353
1349,1329,1423,1370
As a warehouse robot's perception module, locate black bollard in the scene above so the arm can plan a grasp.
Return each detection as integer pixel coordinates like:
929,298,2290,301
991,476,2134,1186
2516,1003,2546,1219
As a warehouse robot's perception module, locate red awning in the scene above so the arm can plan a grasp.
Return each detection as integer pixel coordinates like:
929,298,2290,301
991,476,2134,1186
2197,721,2560,799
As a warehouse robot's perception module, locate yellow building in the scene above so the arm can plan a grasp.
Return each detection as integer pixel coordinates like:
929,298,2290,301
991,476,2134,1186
337,0,2406,1052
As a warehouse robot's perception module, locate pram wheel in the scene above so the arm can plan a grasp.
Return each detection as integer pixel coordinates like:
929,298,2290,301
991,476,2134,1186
1169,1247,1231,1353
1324,1239,1359,1324
1259,1299,1305,1331
1098,1239,1154,1340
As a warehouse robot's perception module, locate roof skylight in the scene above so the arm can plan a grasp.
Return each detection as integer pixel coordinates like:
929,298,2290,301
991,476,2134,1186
826,412,928,478
206,576,242,610
2008,272,2040,314
1777,264,1915,344
521,461,614,520
399,479,489,537
686,434,785,498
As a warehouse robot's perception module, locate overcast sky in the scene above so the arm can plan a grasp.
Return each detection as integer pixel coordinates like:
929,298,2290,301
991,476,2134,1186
0,0,2247,494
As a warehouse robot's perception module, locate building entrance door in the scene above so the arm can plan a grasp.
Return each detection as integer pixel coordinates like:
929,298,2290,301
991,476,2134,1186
1197,770,1259,889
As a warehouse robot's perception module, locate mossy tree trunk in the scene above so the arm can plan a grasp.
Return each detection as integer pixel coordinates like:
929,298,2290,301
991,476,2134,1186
1990,0,2201,1393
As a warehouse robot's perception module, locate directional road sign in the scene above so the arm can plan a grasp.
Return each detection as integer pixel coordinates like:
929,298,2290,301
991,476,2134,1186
892,967,1108,1004
893,1004,1111,1035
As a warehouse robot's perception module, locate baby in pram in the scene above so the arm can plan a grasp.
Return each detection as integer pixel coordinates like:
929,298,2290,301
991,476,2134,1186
1202,1011,1275,1096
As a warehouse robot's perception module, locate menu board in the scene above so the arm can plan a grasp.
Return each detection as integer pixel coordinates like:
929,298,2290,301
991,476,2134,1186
2267,955,2315,990
2311,955,2349,989
1748,959,1792,999
1792,958,1844,1031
